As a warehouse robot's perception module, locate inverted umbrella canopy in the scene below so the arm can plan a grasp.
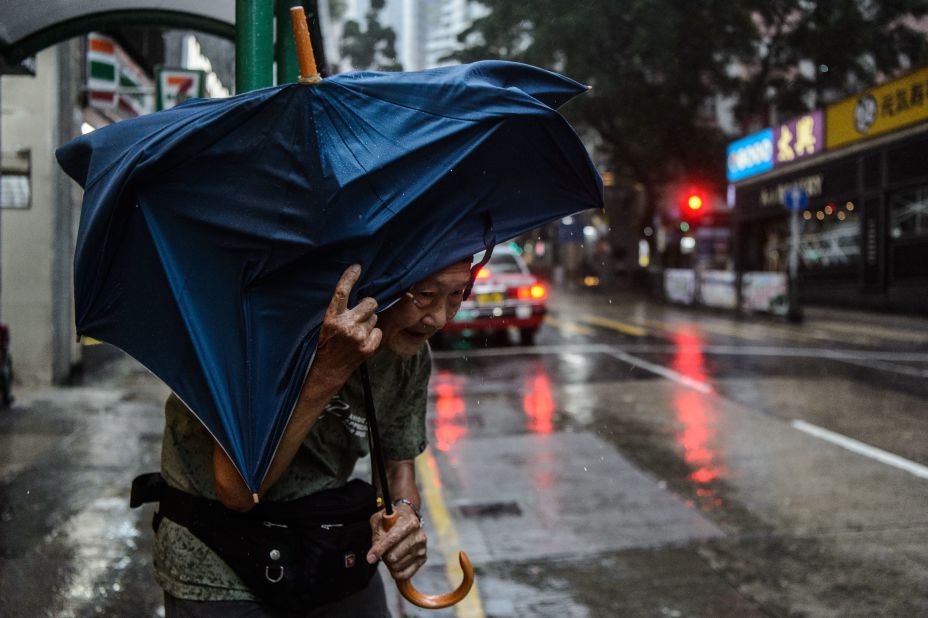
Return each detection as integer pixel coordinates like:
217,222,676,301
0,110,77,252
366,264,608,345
57,60,603,491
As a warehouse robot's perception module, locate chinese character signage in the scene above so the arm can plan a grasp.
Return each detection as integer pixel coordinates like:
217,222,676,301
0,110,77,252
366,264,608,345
774,111,824,165
728,113,826,183
726,129,773,182
827,67,928,149
156,68,206,110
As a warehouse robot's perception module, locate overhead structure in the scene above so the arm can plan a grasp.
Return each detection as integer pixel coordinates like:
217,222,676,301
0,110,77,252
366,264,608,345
0,1,236,72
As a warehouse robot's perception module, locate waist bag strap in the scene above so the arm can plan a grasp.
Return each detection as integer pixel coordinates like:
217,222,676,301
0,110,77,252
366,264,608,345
130,472,166,508
130,471,234,534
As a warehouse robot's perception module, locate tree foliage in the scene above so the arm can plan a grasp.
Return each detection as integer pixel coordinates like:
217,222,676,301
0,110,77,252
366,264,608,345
340,0,402,71
454,0,928,233
737,0,928,127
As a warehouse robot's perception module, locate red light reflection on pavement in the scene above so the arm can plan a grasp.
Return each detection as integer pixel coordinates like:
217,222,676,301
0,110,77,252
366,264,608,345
433,371,467,452
669,330,725,504
523,364,554,434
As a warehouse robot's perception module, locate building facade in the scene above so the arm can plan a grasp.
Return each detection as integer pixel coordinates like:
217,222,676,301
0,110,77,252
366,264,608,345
731,68,928,313
1,27,232,387
1,41,83,385
333,0,485,71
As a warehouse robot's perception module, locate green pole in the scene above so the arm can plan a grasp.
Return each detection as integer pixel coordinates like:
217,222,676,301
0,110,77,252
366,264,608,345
276,1,300,84
236,0,275,92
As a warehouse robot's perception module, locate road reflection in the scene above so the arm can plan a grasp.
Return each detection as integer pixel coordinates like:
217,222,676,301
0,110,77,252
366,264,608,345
669,330,725,510
433,370,467,452
523,361,554,434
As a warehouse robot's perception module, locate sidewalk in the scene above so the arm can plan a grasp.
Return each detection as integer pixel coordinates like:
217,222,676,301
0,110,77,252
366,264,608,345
0,347,454,617
0,347,168,616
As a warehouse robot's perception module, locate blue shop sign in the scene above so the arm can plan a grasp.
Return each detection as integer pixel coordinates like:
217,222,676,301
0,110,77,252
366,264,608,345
726,129,774,182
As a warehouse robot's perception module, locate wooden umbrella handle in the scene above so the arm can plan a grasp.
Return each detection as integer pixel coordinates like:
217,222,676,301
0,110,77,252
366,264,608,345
290,6,321,84
382,510,475,609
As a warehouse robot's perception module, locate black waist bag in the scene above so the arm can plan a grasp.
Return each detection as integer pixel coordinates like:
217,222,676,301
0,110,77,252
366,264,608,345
131,473,379,611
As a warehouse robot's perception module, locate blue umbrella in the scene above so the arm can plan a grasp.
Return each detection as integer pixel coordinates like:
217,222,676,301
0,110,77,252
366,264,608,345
57,60,603,492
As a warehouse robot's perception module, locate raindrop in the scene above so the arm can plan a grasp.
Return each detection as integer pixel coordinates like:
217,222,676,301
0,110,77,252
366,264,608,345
583,466,588,472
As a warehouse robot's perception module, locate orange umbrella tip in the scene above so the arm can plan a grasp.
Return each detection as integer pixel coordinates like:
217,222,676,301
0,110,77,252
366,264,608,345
290,4,321,85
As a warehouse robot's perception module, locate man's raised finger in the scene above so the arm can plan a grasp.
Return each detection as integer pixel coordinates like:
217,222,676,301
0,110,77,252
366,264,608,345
327,264,361,316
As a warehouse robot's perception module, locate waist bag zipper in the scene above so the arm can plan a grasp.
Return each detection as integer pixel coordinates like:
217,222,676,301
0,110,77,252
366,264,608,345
263,521,288,529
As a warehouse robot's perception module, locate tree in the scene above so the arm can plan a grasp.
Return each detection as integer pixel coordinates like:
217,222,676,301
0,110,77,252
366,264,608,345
734,0,928,130
340,0,402,71
454,0,928,250
453,0,754,244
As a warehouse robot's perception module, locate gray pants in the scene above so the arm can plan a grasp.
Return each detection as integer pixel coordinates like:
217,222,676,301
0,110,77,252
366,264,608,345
163,571,391,618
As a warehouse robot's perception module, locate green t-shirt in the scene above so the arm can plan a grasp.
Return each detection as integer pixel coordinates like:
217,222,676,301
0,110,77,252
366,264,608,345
153,345,431,601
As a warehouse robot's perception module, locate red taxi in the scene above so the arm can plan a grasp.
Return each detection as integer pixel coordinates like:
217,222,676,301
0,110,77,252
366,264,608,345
443,246,547,345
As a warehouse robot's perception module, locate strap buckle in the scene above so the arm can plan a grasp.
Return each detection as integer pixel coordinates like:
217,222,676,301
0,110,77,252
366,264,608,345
265,565,285,583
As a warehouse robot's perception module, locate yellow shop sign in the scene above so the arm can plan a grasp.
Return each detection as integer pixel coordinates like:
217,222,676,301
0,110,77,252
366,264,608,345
826,67,928,149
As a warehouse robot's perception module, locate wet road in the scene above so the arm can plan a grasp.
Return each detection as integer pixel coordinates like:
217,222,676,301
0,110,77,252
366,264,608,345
2,287,927,616
405,288,928,618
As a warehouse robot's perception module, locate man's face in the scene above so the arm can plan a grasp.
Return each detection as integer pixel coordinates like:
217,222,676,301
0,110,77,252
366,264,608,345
378,261,472,357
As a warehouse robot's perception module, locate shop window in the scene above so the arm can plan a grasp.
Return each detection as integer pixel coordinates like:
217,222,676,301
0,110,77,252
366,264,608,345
887,136,928,186
889,186,928,239
0,149,31,210
799,200,861,269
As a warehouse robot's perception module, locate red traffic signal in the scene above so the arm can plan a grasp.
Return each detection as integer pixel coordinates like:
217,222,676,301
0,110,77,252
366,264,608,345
680,190,706,225
686,194,703,211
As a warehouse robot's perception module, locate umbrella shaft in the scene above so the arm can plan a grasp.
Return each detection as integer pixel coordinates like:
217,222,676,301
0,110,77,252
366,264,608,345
360,363,394,515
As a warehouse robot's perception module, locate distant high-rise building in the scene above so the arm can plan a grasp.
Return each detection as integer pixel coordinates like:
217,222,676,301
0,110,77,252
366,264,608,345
423,0,487,68
328,0,486,72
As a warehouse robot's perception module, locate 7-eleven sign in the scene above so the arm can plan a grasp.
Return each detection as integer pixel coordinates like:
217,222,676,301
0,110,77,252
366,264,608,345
156,68,206,111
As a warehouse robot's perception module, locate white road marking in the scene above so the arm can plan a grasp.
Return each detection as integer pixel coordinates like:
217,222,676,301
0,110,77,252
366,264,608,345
604,350,713,394
432,342,928,396
832,356,928,379
430,343,612,359
791,420,928,480
433,344,712,393
431,342,928,362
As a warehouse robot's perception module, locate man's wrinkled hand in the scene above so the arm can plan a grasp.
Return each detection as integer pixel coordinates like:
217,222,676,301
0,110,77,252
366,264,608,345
310,264,382,390
367,505,427,581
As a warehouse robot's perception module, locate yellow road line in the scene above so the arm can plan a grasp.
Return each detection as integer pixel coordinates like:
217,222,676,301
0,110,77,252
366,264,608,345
577,314,648,337
416,449,485,618
543,315,594,336
639,318,763,341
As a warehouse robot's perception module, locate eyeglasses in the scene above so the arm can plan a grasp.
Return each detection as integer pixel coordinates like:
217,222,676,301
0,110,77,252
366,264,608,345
405,286,465,313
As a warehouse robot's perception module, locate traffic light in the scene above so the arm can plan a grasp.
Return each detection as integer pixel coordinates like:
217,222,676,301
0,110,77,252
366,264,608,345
686,193,703,212
680,189,706,230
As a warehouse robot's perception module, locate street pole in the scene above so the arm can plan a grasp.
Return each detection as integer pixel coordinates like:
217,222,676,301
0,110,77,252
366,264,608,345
787,195,803,323
236,0,274,92
275,1,300,84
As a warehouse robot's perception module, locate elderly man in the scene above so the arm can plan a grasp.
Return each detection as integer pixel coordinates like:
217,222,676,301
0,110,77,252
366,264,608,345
154,259,473,617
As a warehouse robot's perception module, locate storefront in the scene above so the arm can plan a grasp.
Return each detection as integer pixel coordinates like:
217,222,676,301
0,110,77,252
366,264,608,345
730,68,928,313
